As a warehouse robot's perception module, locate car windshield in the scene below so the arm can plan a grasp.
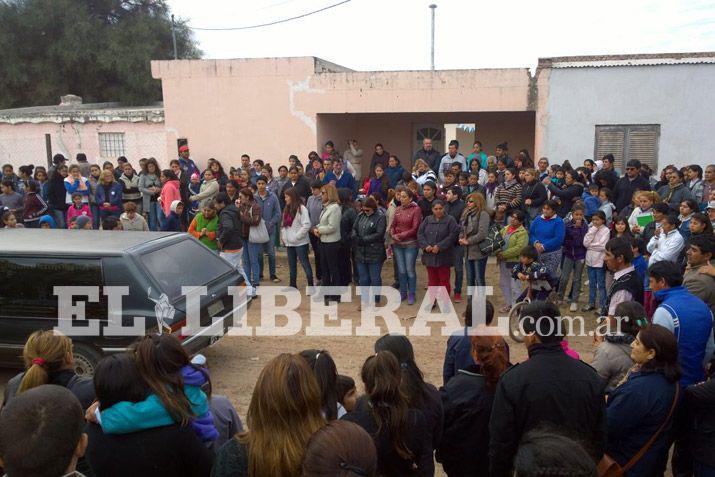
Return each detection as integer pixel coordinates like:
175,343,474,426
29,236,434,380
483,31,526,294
141,239,234,301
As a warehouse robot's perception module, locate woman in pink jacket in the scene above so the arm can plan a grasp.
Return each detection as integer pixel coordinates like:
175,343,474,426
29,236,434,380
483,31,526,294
582,210,610,313
389,188,423,304
159,169,182,227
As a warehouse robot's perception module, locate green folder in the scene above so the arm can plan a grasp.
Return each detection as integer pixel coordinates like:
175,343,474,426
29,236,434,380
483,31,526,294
636,213,654,227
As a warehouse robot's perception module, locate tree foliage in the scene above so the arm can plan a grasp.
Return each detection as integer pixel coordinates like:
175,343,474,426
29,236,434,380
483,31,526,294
0,0,201,108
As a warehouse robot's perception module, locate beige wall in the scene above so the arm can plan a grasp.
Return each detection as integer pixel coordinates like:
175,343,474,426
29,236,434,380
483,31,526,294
152,57,534,170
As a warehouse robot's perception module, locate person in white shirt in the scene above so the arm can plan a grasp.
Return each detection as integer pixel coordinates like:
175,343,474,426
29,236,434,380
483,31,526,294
646,215,684,265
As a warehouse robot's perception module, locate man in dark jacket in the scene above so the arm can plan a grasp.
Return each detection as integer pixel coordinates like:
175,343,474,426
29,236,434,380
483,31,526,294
489,301,606,476
412,138,442,174
214,193,252,294
613,159,651,213
280,167,311,207
593,154,619,191
445,187,466,302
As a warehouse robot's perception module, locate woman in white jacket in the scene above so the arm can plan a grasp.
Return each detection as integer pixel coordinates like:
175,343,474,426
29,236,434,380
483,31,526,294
280,187,314,289
646,215,685,265
189,169,220,209
582,210,610,312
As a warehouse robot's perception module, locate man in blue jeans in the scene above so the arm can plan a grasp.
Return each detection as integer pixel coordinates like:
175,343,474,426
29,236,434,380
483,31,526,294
214,193,253,296
255,176,281,282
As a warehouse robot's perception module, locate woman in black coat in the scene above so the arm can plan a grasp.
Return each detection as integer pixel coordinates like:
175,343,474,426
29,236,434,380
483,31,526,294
337,188,357,286
351,196,387,309
437,335,510,477
520,168,548,222
418,199,460,307
546,169,584,218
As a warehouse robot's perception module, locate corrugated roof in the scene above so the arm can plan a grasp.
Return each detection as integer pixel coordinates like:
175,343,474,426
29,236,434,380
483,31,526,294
539,52,715,69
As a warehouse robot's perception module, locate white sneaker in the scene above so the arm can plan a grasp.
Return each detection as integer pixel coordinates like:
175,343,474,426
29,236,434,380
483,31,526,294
569,302,578,312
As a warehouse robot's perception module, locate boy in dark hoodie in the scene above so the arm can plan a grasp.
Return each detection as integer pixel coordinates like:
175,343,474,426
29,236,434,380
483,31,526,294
511,245,557,302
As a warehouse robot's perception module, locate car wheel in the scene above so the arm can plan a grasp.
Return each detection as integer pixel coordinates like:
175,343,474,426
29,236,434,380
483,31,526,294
72,344,102,377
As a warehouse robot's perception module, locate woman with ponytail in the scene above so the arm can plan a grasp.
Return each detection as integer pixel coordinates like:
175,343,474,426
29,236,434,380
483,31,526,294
374,334,444,449
2,330,94,410
436,335,510,476
342,351,434,476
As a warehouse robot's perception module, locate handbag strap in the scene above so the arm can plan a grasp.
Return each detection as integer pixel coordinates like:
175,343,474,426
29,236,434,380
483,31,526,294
622,382,680,472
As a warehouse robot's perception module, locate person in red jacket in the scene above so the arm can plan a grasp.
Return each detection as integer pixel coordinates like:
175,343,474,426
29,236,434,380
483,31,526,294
390,188,423,304
22,181,48,228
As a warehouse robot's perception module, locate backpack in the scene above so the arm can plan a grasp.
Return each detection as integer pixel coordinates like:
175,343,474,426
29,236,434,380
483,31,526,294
478,222,506,255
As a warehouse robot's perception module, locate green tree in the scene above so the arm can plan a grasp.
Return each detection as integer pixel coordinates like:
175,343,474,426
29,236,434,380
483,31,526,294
0,0,201,108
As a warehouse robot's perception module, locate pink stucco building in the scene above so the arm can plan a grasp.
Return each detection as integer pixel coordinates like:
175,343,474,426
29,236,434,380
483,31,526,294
0,96,165,169
2,52,713,173
151,56,536,172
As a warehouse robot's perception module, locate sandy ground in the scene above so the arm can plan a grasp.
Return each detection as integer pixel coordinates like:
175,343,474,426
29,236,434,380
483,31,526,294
0,252,605,476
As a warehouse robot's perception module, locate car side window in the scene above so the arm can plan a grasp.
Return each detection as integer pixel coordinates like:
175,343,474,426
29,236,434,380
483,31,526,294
0,257,106,319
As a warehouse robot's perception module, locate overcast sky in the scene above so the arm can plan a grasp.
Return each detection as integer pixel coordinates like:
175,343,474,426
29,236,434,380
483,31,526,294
166,0,715,71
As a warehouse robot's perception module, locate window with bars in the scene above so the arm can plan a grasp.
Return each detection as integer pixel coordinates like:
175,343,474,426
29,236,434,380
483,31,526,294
98,132,126,158
594,125,660,171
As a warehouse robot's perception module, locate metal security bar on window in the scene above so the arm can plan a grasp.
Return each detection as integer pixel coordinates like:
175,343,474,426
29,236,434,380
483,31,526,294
99,132,126,158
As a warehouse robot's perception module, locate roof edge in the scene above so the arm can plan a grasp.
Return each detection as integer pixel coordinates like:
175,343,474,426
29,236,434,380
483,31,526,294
538,51,715,68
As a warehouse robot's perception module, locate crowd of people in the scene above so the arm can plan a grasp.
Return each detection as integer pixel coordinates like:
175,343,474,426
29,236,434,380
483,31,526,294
2,137,715,476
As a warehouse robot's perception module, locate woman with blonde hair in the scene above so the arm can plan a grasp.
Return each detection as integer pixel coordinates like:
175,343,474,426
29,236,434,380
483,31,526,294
629,190,661,235
212,353,325,476
1,331,94,410
312,183,342,303
412,158,437,187
459,192,491,289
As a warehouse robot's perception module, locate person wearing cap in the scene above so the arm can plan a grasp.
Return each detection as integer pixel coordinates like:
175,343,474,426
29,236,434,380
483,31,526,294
613,159,651,214
708,200,715,229
178,145,199,181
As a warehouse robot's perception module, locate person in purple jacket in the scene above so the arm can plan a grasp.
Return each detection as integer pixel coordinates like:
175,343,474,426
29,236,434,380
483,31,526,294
558,204,588,312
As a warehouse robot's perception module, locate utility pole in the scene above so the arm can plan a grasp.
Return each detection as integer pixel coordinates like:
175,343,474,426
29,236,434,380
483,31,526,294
171,14,178,60
429,4,436,71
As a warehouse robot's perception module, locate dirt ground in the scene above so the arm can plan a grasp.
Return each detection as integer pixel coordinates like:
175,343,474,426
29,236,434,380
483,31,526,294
0,252,604,476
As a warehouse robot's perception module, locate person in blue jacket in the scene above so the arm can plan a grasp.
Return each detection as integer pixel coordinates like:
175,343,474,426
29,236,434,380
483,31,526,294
606,324,680,477
255,175,282,282
384,155,405,189
323,159,356,194
528,200,566,275
649,260,714,388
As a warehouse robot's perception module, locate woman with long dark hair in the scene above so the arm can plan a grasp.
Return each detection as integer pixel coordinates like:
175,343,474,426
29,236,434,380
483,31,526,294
338,188,357,286
437,335,509,476
367,163,390,204
299,349,340,420
374,334,443,450
605,325,681,476
238,187,263,289
280,187,314,288
85,353,213,476
342,351,434,476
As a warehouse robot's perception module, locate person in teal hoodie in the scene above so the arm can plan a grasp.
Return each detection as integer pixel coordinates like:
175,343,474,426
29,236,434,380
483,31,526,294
93,335,219,443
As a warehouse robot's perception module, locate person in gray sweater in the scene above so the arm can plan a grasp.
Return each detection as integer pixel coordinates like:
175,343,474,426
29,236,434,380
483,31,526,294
418,199,460,308
138,158,162,231
591,301,647,392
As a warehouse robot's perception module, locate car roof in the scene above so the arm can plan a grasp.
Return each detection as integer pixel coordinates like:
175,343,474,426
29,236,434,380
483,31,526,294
0,229,184,256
